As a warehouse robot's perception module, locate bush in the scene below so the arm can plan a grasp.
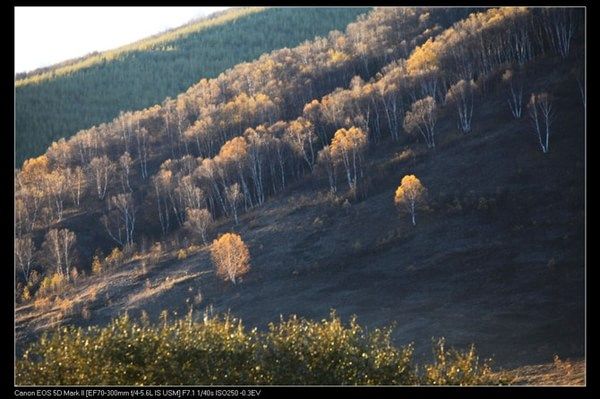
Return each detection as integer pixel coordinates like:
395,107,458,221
177,249,188,260
15,311,501,386
91,255,103,275
261,313,416,385
394,148,417,164
37,273,68,298
422,338,495,385
21,286,31,302
148,242,163,265
105,247,124,269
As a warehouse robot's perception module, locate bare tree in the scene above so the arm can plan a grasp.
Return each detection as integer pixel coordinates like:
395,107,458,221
103,193,136,247
403,96,437,148
152,172,171,236
317,145,337,193
184,208,213,245
244,126,269,205
225,183,242,225
44,169,67,222
66,166,86,207
15,187,43,235
135,127,150,180
119,152,133,192
502,69,524,119
89,155,114,200
284,118,317,172
445,80,477,133
175,175,204,211
42,228,77,278
543,8,576,58
15,235,35,282
528,92,554,153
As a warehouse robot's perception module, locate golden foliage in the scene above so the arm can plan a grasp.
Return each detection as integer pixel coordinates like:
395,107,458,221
21,286,31,302
330,126,367,159
328,49,350,64
91,255,103,275
406,38,439,74
105,247,124,269
394,175,426,208
37,273,68,298
177,249,188,260
210,233,250,284
20,155,49,185
219,136,248,163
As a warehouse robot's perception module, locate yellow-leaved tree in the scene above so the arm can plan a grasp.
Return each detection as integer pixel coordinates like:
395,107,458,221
394,175,426,226
210,233,250,285
330,126,368,192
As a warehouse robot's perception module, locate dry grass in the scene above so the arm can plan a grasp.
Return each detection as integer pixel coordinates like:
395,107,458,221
494,358,585,386
393,148,417,164
127,273,200,306
32,296,53,312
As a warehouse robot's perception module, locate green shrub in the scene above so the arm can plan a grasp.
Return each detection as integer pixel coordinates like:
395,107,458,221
422,338,495,385
261,313,416,385
15,311,499,386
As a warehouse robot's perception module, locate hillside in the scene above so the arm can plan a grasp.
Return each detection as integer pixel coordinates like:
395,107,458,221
15,7,371,165
16,50,584,370
14,7,585,385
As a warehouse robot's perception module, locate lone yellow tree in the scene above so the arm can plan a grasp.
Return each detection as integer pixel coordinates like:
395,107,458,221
210,233,250,285
394,175,426,226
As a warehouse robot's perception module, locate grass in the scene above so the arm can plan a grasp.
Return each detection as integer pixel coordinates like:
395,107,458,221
126,273,200,307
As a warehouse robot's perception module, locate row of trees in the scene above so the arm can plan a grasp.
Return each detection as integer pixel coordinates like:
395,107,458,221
15,228,77,285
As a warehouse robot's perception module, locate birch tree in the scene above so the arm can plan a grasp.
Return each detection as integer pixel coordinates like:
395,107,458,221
119,152,133,192
445,80,477,133
284,118,317,172
225,183,242,225
42,228,77,278
330,127,367,192
502,69,523,119
102,193,136,247
184,208,213,245
403,96,437,148
89,155,114,200
394,175,426,226
210,233,250,285
528,92,554,153
15,235,35,282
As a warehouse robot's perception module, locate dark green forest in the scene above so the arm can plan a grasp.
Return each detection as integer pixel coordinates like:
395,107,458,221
15,7,370,165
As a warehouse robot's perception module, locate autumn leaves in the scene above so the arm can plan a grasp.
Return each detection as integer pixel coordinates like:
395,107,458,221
210,233,250,285
395,175,426,226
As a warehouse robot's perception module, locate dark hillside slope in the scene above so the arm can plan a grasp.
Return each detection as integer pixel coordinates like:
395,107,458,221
16,55,584,369
15,7,370,165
